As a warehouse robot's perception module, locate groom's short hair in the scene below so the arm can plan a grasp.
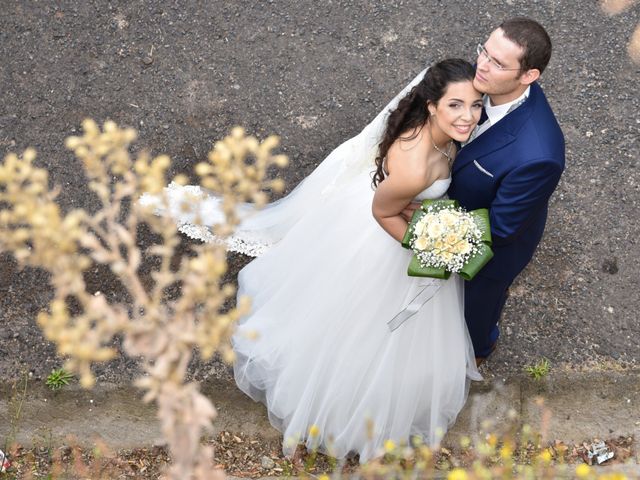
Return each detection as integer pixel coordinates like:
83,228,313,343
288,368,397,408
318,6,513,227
499,17,552,74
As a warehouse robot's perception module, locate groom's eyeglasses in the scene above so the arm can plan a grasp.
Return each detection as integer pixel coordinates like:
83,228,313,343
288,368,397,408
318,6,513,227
476,44,522,71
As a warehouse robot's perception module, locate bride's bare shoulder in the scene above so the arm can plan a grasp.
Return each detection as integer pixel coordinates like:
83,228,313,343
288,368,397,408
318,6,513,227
386,128,429,176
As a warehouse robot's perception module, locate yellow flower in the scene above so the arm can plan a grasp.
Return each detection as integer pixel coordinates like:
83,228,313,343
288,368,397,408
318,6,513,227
538,448,552,464
599,474,628,480
383,439,396,453
309,424,320,437
500,444,513,460
318,475,331,480
459,436,471,449
575,463,591,478
418,445,432,460
447,468,468,480
472,463,491,479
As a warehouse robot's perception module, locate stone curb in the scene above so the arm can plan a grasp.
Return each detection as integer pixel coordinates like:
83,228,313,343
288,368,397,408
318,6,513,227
1,371,639,458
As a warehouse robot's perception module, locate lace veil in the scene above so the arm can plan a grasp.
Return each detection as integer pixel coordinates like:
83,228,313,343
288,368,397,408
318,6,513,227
142,68,428,257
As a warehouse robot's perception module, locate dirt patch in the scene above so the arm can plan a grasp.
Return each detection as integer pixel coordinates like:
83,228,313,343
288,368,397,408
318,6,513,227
2,432,636,479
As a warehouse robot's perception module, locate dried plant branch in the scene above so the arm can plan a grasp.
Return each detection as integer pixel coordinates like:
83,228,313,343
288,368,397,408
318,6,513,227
600,0,640,63
0,119,287,479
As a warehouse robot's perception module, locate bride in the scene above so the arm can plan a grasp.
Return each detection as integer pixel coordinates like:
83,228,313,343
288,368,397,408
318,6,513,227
151,58,483,462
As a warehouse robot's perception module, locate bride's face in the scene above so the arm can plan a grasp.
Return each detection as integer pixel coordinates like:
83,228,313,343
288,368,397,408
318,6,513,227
428,81,483,143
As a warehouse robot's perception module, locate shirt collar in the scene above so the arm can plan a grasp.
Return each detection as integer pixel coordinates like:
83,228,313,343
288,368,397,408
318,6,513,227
484,86,530,126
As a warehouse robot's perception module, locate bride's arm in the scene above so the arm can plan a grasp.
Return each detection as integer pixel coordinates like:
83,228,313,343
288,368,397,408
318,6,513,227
372,152,427,243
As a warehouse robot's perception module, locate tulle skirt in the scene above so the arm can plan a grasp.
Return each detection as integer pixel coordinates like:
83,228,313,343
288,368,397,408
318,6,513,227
232,169,480,463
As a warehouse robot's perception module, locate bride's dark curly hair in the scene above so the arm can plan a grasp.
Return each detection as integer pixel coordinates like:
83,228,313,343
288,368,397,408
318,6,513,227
372,58,476,187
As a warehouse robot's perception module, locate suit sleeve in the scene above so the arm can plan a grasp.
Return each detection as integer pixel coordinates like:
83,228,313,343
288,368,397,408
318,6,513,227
490,158,563,246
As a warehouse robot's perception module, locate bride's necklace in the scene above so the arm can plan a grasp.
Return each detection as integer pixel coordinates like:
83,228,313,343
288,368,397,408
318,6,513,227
429,123,454,166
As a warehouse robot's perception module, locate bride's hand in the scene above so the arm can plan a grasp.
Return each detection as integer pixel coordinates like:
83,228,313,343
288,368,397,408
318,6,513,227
400,202,421,221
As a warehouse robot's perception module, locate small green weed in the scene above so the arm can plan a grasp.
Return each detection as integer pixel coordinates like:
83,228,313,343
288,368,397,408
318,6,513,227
45,368,74,391
524,358,550,380
7,370,29,448
280,459,295,477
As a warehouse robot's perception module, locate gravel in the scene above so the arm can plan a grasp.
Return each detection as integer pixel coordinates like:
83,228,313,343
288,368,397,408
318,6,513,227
0,1,639,384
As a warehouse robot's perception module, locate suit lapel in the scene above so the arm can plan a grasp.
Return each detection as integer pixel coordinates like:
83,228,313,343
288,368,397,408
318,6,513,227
453,129,516,174
453,83,540,175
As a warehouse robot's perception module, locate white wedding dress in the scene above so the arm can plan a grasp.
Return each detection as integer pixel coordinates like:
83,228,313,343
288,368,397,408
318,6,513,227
142,68,481,463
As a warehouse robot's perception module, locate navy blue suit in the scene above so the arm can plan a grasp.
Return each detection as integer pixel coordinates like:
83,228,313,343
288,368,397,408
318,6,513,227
448,82,565,357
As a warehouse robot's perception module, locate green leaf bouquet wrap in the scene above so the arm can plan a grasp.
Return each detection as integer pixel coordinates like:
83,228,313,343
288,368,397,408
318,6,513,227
401,199,493,280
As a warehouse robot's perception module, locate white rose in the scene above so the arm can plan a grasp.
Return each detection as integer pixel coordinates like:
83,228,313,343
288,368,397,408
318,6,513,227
414,221,426,236
458,241,472,255
441,251,454,263
427,221,444,238
414,235,429,251
456,224,469,237
443,235,460,250
439,210,457,227
423,213,436,224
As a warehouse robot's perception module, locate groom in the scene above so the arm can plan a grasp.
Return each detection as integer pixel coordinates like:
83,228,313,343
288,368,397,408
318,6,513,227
448,17,565,363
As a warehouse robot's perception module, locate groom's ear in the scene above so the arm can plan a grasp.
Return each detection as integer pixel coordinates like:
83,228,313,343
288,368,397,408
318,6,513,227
519,68,540,86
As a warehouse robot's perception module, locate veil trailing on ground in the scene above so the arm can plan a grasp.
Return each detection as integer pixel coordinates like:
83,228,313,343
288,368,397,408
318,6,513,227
140,68,428,257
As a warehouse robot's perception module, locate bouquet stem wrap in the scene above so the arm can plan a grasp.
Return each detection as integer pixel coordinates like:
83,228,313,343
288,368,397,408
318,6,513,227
401,199,493,280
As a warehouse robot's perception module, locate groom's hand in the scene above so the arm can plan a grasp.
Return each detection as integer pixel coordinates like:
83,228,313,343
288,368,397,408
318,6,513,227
400,202,421,221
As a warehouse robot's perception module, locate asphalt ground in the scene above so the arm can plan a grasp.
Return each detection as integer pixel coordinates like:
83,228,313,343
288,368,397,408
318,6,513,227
0,1,639,388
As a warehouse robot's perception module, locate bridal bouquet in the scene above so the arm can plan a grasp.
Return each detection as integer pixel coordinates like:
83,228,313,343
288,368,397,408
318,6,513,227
401,199,493,280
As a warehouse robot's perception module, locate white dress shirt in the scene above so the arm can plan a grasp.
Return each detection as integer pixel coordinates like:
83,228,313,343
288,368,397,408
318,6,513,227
469,86,530,143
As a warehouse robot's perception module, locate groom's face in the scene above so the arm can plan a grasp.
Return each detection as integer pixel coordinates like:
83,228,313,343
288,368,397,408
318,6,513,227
473,28,526,104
